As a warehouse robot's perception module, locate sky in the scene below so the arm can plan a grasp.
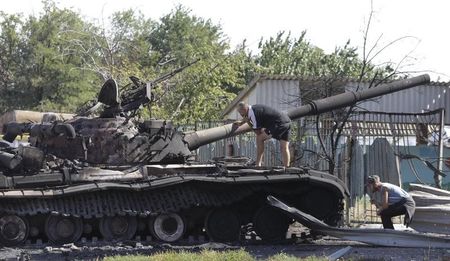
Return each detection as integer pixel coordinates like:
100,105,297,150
1,0,449,82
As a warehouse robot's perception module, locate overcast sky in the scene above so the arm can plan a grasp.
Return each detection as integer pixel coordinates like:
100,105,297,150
1,0,449,81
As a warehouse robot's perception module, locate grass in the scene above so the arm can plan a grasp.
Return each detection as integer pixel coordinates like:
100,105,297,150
104,249,328,261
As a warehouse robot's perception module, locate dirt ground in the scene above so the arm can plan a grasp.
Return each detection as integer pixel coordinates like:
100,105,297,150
1,237,450,261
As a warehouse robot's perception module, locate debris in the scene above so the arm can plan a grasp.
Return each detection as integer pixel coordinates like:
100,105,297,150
267,195,450,248
327,246,352,261
198,242,238,249
62,243,80,251
409,184,450,234
160,242,238,250
18,251,31,261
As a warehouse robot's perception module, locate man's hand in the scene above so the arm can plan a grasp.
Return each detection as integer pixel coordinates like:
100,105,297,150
232,121,243,131
254,129,263,135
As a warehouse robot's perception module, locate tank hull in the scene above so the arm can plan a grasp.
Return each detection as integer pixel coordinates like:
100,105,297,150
0,165,346,245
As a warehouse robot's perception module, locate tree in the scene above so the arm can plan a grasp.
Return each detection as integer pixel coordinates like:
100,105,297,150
61,5,248,123
67,9,156,83
145,6,242,122
0,12,27,111
257,31,321,76
0,1,99,112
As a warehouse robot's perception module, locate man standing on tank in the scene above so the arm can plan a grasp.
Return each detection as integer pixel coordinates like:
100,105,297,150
235,102,291,168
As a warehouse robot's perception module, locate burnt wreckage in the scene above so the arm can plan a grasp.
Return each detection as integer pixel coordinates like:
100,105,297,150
0,66,429,246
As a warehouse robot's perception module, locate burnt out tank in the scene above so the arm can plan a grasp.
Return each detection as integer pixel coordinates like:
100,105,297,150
0,70,430,246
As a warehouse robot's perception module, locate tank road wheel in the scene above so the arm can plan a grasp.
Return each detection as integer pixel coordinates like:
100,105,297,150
99,215,137,241
149,213,186,242
0,215,29,246
45,215,83,244
253,206,290,242
205,209,240,242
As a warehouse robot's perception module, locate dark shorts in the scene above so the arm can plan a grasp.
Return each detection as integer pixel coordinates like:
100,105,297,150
265,123,291,141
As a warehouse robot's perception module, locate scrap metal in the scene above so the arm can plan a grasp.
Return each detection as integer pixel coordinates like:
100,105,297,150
267,195,450,248
409,183,450,234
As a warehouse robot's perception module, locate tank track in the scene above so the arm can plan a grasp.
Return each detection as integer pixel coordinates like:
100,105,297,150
0,174,346,246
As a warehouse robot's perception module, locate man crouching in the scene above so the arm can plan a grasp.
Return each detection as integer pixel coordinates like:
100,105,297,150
367,175,415,229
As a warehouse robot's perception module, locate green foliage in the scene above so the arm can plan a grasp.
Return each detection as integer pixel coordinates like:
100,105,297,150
83,9,156,83
257,31,322,76
145,6,241,122
256,31,391,80
0,1,98,112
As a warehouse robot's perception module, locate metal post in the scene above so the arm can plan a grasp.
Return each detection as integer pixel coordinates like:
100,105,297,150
344,136,352,226
435,108,445,188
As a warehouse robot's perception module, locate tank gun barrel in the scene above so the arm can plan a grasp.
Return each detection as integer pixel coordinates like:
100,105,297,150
185,74,430,150
287,74,430,119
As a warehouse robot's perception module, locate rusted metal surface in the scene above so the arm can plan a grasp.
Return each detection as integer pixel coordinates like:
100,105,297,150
268,195,450,248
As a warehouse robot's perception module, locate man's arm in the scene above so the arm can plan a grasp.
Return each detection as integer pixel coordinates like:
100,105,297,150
253,128,263,135
231,117,254,132
233,118,261,134
376,188,389,215
233,116,252,127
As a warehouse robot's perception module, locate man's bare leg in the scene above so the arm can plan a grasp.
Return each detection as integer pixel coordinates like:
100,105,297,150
256,131,270,166
280,140,290,167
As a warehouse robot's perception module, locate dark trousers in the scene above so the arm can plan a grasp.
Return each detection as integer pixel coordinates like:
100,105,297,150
379,198,407,229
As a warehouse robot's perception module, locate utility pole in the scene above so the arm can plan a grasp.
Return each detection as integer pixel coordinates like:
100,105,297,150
435,108,445,188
